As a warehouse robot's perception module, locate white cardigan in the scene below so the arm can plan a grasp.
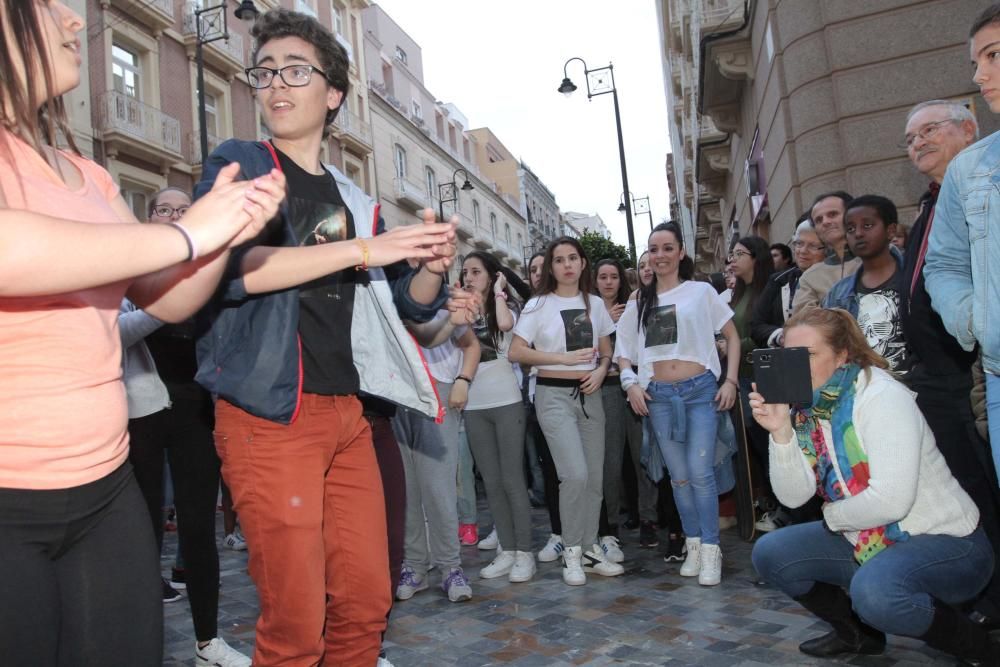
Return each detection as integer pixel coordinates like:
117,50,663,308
769,367,979,545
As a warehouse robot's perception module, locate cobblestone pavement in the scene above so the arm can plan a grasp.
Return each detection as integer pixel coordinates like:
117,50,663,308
162,508,957,666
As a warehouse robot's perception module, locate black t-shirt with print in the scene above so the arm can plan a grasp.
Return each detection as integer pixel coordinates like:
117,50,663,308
276,148,360,395
856,267,908,373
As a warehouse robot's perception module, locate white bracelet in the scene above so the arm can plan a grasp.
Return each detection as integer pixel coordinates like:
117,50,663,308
620,368,638,390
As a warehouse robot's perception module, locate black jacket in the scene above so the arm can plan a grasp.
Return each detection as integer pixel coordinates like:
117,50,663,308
750,266,802,347
900,187,977,376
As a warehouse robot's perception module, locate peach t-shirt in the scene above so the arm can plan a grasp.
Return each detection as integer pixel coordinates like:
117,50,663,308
0,132,130,489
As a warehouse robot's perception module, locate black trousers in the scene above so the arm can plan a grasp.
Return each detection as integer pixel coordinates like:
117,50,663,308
128,388,221,642
907,364,1000,614
0,464,162,666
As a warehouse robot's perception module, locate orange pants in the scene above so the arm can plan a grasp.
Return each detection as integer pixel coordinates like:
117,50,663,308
215,395,390,667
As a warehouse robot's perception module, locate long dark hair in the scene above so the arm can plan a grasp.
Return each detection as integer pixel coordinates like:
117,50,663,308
526,250,546,295
637,222,695,331
461,251,529,350
0,2,81,165
730,235,773,310
593,258,630,306
531,236,593,319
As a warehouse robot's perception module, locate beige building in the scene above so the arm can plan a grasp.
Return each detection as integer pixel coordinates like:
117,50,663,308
69,0,372,219
658,0,1000,272
362,4,529,272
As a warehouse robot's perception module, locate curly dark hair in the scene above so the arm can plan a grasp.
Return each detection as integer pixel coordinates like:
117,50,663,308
250,9,350,135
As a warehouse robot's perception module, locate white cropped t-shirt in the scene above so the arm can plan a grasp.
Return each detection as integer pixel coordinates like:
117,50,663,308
614,281,733,387
513,293,615,372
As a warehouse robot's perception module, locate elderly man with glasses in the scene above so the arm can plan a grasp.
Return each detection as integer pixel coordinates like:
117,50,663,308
903,99,1000,633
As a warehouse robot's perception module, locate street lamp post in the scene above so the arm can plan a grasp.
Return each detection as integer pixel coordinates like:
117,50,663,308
194,1,259,164
558,58,636,262
620,193,653,231
437,168,474,223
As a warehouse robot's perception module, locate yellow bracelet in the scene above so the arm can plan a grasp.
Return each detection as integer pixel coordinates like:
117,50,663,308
354,238,369,271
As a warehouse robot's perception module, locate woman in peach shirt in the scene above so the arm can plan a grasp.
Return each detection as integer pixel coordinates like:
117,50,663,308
0,2,284,664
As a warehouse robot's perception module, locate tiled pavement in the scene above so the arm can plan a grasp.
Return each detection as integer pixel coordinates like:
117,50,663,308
162,508,958,666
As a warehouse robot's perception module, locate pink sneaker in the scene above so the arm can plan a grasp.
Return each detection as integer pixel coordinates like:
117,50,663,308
458,523,478,546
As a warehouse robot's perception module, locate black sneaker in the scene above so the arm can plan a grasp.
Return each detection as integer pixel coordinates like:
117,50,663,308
663,533,686,563
639,520,659,548
162,578,182,603
170,567,187,590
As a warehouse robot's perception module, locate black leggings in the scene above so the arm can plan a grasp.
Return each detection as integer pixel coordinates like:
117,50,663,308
0,464,162,666
128,388,221,642
528,407,561,535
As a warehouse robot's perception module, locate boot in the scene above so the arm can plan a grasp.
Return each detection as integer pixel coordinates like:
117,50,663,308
793,583,886,657
920,600,1000,666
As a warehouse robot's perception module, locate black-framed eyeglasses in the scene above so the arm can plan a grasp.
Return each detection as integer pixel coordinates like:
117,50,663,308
727,249,753,262
152,205,189,218
244,63,328,89
901,119,956,149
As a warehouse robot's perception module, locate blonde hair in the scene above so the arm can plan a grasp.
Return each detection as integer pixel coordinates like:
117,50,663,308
784,308,889,372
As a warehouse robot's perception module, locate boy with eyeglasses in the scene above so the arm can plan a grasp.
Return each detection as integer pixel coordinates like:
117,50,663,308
193,9,457,666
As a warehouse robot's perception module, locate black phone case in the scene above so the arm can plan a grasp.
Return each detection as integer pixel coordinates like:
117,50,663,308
752,347,813,405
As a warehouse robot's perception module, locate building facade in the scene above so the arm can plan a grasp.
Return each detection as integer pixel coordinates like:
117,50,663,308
563,211,611,239
68,0,370,219
362,4,528,273
519,160,561,262
659,0,1000,272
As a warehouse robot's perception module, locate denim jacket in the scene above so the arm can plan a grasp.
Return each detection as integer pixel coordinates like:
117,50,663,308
193,139,446,424
925,130,1000,374
822,247,904,317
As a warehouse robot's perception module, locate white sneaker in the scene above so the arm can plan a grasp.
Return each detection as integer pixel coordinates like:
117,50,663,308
376,657,395,667
600,535,625,563
478,526,499,551
698,543,722,586
583,544,625,577
562,545,586,586
679,537,701,577
755,511,778,532
223,529,247,552
194,637,251,667
479,550,515,579
508,551,536,583
538,533,564,562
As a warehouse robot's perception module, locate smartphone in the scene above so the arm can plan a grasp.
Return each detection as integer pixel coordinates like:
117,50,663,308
752,347,813,405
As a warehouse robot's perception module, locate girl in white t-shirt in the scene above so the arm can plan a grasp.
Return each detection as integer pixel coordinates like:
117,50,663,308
616,223,740,587
460,252,535,584
510,238,623,585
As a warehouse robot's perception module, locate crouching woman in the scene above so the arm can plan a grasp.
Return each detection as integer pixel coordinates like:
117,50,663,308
748,308,996,665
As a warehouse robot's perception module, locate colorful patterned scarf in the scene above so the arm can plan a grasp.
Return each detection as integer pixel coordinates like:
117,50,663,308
792,364,909,564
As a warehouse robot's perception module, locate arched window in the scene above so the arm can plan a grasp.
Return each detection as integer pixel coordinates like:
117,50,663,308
490,212,497,238
505,223,511,245
393,144,406,179
425,166,436,198
473,200,481,227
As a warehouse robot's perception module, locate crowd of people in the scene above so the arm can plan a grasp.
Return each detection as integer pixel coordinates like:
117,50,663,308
5,1,1000,666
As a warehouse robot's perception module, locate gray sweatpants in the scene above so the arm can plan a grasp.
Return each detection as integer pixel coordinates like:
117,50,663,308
392,381,461,576
534,384,605,550
464,402,531,552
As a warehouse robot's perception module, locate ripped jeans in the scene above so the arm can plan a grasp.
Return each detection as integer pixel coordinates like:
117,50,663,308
647,371,720,545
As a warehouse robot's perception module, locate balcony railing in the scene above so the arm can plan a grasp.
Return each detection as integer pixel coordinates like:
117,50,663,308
188,132,222,163
97,90,181,156
393,176,432,212
331,108,373,151
700,0,745,34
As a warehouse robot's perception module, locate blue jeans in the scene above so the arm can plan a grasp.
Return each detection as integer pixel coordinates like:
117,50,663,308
647,371,720,545
752,521,994,636
986,372,1000,485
